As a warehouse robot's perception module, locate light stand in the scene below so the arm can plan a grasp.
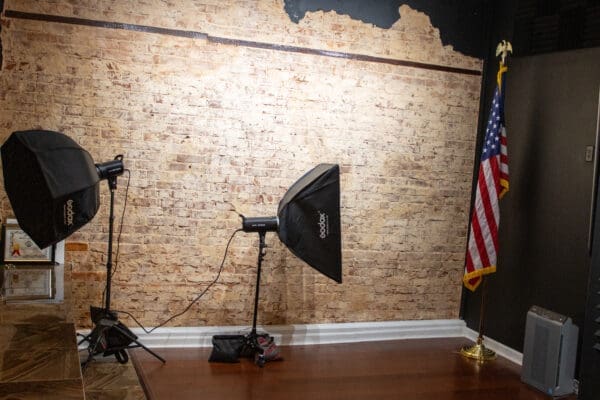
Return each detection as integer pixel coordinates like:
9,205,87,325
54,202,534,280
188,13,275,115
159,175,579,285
78,156,166,369
209,164,341,367
0,131,167,369
240,217,279,366
242,230,268,366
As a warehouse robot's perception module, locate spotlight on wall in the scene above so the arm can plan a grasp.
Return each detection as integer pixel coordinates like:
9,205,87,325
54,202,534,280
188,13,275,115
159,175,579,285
1,130,164,368
238,163,342,366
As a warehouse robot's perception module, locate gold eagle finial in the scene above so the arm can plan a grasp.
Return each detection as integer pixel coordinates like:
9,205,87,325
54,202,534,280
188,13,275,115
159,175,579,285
495,40,513,66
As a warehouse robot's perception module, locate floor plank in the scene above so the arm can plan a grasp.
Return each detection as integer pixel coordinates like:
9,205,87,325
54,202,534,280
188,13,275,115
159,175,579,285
131,338,575,400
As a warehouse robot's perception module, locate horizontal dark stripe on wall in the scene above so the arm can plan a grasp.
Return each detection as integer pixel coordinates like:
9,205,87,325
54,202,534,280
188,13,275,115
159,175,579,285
5,9,482,76
4,10,208,39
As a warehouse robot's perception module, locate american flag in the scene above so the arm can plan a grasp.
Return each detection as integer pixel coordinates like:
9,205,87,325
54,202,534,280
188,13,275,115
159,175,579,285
463,65,509,291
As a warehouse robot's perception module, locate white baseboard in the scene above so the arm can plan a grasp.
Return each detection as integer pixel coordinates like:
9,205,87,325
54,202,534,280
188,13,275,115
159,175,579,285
78,319,523,365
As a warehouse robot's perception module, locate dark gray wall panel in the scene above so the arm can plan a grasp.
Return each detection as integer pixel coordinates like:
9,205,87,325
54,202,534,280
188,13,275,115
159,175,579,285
464,47,600,360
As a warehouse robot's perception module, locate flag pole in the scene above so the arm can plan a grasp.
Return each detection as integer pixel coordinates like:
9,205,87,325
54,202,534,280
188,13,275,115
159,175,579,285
460,40,512,363
461,277,496,362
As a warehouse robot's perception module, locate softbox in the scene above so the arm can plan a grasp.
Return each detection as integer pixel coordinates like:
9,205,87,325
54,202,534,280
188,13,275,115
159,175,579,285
1,130,101,249
242,163,342,283
277,163,342,283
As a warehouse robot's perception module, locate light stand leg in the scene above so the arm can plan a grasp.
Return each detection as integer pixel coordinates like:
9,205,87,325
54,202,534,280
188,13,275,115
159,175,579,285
111,323,166,363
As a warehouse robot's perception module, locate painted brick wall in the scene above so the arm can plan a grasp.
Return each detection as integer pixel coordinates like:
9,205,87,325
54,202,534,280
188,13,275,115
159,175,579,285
0,1,482,328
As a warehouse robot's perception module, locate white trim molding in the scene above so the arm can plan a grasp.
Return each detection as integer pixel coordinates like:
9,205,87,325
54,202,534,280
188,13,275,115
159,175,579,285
78,319,523,365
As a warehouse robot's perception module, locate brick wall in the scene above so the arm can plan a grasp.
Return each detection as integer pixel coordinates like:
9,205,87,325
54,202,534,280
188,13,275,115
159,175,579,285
0,1,482,328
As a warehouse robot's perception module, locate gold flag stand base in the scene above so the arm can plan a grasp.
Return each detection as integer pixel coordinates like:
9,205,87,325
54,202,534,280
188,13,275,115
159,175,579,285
460,276,496,363
460,337,496,362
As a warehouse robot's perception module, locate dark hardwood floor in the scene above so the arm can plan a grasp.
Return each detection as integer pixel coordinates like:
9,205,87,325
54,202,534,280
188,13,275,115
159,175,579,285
131,338,576,400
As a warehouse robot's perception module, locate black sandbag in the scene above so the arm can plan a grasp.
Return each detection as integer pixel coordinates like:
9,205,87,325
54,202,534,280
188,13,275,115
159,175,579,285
208,335,245,363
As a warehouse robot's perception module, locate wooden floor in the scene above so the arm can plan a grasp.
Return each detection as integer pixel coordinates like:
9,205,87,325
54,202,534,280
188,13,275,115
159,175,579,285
130,338,576,400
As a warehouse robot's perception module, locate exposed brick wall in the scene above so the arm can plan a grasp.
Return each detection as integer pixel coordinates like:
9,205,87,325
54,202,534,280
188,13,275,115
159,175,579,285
0,1,482,328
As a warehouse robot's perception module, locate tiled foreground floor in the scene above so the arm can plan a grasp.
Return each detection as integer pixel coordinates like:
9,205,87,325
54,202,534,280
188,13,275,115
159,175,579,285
81,354,146,400
0,322,85,400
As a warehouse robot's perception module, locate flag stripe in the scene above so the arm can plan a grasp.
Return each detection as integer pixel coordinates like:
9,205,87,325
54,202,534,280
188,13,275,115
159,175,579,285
482,158,500,227
467,226,482,271
474,184,497,264
471,201,492,269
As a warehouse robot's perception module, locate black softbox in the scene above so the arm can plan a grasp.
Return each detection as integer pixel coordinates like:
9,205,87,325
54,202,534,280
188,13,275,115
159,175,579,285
277,163,342,283
241,163,342,283
1,130,101,249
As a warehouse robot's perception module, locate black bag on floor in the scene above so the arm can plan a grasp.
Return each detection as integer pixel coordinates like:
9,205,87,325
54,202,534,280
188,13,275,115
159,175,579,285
208,335,246,363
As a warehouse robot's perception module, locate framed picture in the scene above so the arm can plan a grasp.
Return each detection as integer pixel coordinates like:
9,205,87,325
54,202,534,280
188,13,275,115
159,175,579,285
1,223,55,264
2,265,55,301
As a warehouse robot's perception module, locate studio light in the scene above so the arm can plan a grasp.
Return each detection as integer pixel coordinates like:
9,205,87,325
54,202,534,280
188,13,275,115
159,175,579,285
242,163,342,281
2,130,343,367
1,130,102,249
1,130,164,368
237,163,342,366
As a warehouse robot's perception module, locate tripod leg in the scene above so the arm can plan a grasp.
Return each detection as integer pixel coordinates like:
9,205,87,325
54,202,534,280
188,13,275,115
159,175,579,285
112,324,166,364
129,338,166,363
77,332,92,346
81,326,107,371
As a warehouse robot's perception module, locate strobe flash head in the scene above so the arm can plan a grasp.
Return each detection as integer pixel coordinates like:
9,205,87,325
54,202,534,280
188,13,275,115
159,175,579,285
242,216,279,233
96,155,124,180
